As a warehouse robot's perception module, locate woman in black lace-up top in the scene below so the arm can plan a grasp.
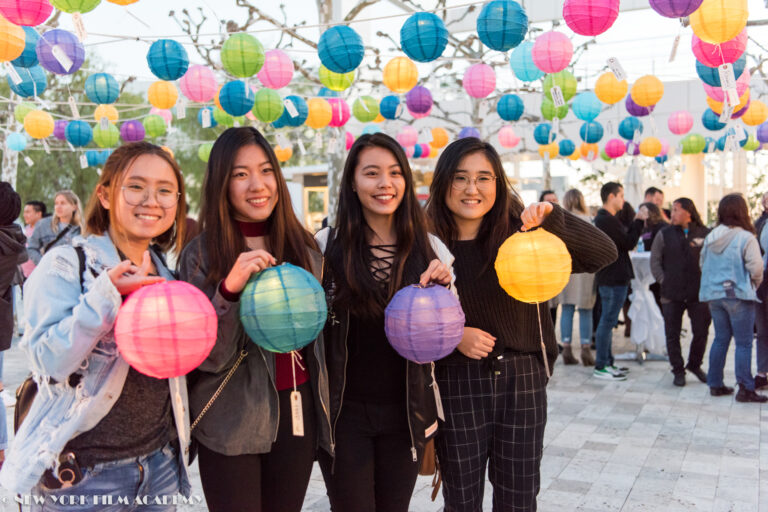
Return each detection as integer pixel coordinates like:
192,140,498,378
315,133,455,512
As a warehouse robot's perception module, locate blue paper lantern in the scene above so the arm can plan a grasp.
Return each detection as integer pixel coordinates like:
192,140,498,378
271,114,288,129
197,107,218,128
413,144,423,158
318,26,364,74
509,41,543,82
11,27,39,68
380,95,402,120
65,120,93,147
726,127,748,146
572,91,602,122
318,87,341,98
6,133,27,152
702,108,726,131
619,117,643,140
281,95,309,127
703,137,717,153
715,135,728,151
35,29,84,75
497,94,524,121
239,263,327,353
85,73,120,104
7,64,47,98
695,54,746,87
400,12,448,63
86,150,111,167
459,127,481,139
559,139,575,157
362,125,382,135
477,0,528,52
384,284,465,364
147,39,189,81
655,155,668,164
219,80,255,117
534,123,555,145
579,121,604,143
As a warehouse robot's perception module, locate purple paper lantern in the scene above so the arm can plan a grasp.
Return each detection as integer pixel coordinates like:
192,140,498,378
35,29,84,75
120,120,145,142
459,127,481,139
731,99,750,120
648,0,703,18
757,123,768,144
625,95,654,117
53,119,68,141
405,86,433,114
626,140,641,156
384,284,465,364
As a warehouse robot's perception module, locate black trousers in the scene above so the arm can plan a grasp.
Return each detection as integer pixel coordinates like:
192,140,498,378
318,400,420,512
663,300,711,375
197,382,316,512
435,353,548,512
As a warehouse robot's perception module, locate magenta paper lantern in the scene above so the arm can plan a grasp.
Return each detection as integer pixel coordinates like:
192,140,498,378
0,0,53,26
498,126,520,148
53,119,67,140
384,284,465,364
626,140,641,156
120,120,145,142
463,63,496,99
692,29,747,68
668,111,693,135
397,126,418,147
150,107,173,124
327,97,350,127
659,138,670,156
405,85,433,114
649,0,702,18
114,281,217,379
703,70,750,102
345,131,354,150
562,0,619,37
605,138,626,158
532,31,573,74
625,95,654,117
419,143,431,158
257,49,293,89
179,65,217,103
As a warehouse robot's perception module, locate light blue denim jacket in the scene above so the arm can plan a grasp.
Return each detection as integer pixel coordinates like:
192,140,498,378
699,225,763,303
0,234,191,496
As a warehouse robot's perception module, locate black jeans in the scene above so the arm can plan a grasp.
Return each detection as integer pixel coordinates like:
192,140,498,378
197,382,316,512
318,400,420,512
663,300,711,375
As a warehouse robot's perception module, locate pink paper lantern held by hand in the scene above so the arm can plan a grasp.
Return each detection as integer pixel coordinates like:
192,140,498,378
667,111,693,135
531,31,573,74
397,126,418,147
692,29,747,68
463,63,496,99
562,0,620,37
605,138,626,158
498,126,520,148
257,49,294,89
179,65,217,103
327,97,351,127
114,281,217,379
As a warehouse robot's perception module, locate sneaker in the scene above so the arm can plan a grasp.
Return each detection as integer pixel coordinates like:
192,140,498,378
686,366,708,383
594,367,627,381
673,374,686,387
754,374,768,389
609,365,629,375
735,386,768,403
0,390,15,408
710,385,734,396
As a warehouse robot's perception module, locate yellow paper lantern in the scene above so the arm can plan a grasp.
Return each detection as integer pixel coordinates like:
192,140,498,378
568,150,580,161
373,113,385,123
594,72,627,105
383,57,418,94
94,104,119,124
107,0,139,4
689,0,748,45
707,89,749,115
428,146,438,159
580,142,599,158
639,137,662,157
161,146,174,159
275,145,293,162
23,110,54,139
630,75,664,108
0,14,25,63
495,229,572,304
148,81,179,109
538,143,559,159
742,100,768,127
305,97,332,130
430,127,449,149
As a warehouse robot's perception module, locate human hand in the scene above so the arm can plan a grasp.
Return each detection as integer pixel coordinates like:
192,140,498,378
108,251,165,295
223,249,277,294
456,327,496,359
419,259,452,286
520,202,554,231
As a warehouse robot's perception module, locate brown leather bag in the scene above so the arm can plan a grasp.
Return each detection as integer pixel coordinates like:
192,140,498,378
418,438,442,501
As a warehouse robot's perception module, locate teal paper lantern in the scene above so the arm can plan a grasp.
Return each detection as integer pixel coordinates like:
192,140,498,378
147,39,189,81
219,80,255,117
318,25,364,74
400,12,448,63
281,95,308,127
380,95,402,120
579,121,604,143
197,107,218,128
572,91,602,122
252,88,284,123
11,27,39,68
702,108,726,131
239,263,328,353
618,117,642,140
65,120,93,147
510,41,543,82
477,0,528,52
695,53,745,88
497,94,524,121
85,73,120,104
534,123,555,144
6,133,26,152
559,139,575,156
7,64,46,98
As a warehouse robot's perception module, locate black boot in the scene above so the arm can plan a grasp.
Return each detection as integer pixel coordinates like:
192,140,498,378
735,386,768,403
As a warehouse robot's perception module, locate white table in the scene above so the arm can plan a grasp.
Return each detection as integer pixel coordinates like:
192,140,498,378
618,252,667,362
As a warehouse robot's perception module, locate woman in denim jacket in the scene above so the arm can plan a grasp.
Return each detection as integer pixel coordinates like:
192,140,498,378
0,142,192,510
700,194,765,403
27,190,83,265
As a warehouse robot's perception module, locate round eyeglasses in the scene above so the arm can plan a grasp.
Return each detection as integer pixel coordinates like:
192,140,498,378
121,185,181,209
451,174,496,192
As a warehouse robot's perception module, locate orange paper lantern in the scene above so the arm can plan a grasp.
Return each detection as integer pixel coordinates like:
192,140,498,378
148,80,178,109
0,14,25,62
580,142,599,158
742,100,768,127
305,97,332,130
275,145,293,162
430,127,449,149
383,57,418,94
594,72,627,105
94,104,119,123
707,89,749,115
23,110,54,139
639,137,662,157
538,143,559,159
630,75,664,108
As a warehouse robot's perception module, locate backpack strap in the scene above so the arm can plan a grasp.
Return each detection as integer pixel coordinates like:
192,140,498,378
73,246,97,291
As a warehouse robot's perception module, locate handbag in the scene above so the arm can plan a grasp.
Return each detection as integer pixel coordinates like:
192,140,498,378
418,438,442,501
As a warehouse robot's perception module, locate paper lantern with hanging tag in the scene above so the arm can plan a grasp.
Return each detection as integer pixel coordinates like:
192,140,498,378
689,0,748,45
534,123,555,145
543,70,577,102
7,64,46,97
275,95,308,127
695,54,745,87
147,39,189,81
476,0,528,52
625,95,653,117
579,121,603,144
541,98,569,121
558,139,575,157
85,73,119,104
692,29,746,67
327,97,350,128
305,97,332,130
23,109,53,139
93,122,119,147
35,29,84,74
538,143,559,159
0,0,53,26
353,96,379,123
383,57,418,93
318,25,364,74
594,71,627,105
219,80,254,117
65,120,92,147
251,88,284,123
380,95,402,120
400,12,448,63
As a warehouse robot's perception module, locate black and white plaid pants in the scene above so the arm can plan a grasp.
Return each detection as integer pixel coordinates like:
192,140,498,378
435,352,548,512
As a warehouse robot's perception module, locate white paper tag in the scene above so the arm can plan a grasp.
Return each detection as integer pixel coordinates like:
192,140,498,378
284,99,299,118
587,151,595,160
5,63,22,85
433,380,444,421
421,128,432,143
201,108,212,128
42,139,50,154
543,152,550,164
290,391,304,437
681,164,687,173
68,96,80,119
233,120,240,127
734,124,747,140
51,45,74,72
359,99,370,112
166,119,173,131
276,133,290,148
327,137,338,153
718,64,737,91
607,57,627,81
67,142,76,152
648,116,657,136
72,12,87,41
100,117,109,130
725,88,740,107
24,156,33,167
719,105,733,123
606,120,613,134
726,134,738,152
395,103,404,118
79,154,88,168
176,102,186,120
550,86,565,107
632,130,641,144
314,132,323,147
298,138,306,155
668,34,680,63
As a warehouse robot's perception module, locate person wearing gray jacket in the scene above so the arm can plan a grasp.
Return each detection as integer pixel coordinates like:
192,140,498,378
26,190,83,264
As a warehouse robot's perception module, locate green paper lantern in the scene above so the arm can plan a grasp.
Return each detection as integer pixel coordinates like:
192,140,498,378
14,102,36,123
212,107,245,127
221,33,265,78
681,133,706,154
319,65,355,92
541,98,569,120
50,0,101,14
600,149,611,161
744,134,760,151
252,89,284,123
353,96,379,123
198,143,213,162
143,114,167,138
93,123,119,148
543,70,577,103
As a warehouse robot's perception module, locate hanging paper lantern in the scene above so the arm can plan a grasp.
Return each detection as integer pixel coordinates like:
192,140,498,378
757,123,768,144
742,100,768,127
567,150,580,161
218,80,254,117
556,139,574,157
743,135,759,151
0,14,25,62
383,57,418,93
625,140,640,156
49,0,100,13
13,102,35,123
198,143,213,163
345,131,355,150
682,133,707,154
362,125,382,135
93,123,119,147
53,119,68,140
538,143,559,159
23,110,53,139
476,0,528,52
115,281,217,379
692,29,746,67
428,146,438,159
11,26,39,68
380,95,402,120
400,12,448,63
706,89,750,115
497,126,519,148
146,39,188,81
221,33,265,78
6,132,26,151
625,95,653,117
85,150,101,167
413,144,423,159
147,80,178,110
257,49,293,89
605,138,625,158
572,91,602,122
35,29,84,74
459,127,480,139
497,94,524,122
495,229,572,303
327,97,350,128
213,108,243,128
463,63,496,99
509,41,543,82
305,97,332,130
648,0,702,17
142,114,166,138
540,98,569,121
384,284,464,364
659,138,670,156
405,86,432,114
703,137,717,153
430,127,449,148
656,155,669,164
581,142,600,160
695,54,746,87
251,88,284,123
579,121,604,144
731,99,751,120
594,71,627,105
543,71,577,102
689,0,748,45
149,107,172,124
532,31,573,74
65,120,92,147
619,117,643,140
0,0,53,26
397,126,418,147
317,87,340,98
274,145,293,162
85,73,119,104
179,65,217,103
702,69,749,102
318,25,364,74
352,96,379,123
278,95,308,127
120,119,145,142
534,123,555,145
600,150,611,161
406,104,429,120
563,0,620,36
667,111,693,135
7,64,46,97
196,107,217,128
630,75,663,108
318,65,354,92
420,143,431,158
639,137,662,157
240,264,327,353
106,0,137,4
403,145,416,158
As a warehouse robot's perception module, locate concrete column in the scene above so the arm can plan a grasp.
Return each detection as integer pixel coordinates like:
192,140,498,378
680,153,707,215
732,149,748,195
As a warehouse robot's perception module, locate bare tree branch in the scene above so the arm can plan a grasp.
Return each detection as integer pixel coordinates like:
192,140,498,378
344,0,381,22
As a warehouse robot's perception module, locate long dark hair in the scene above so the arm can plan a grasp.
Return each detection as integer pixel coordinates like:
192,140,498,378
717,193,754,233
328,132,435,317
199,127,316,286
639,202,665,227
673,197,704,228
426,137,524,259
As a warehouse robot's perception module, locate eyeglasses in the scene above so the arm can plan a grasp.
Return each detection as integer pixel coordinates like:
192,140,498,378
451,174,496,191
121,185,181,209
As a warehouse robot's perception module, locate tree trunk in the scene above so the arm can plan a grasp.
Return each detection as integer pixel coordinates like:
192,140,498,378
326,129,346,227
